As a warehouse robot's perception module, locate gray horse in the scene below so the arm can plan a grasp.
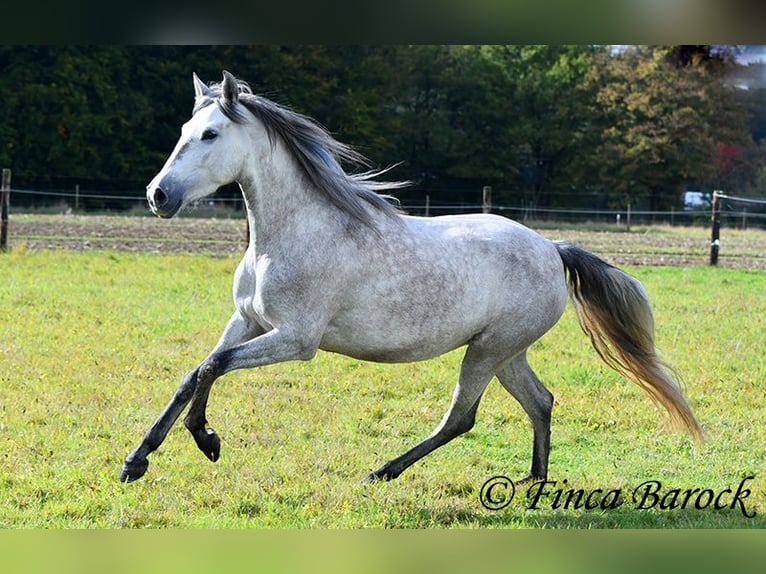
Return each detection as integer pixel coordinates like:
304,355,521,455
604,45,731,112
120,71,703,484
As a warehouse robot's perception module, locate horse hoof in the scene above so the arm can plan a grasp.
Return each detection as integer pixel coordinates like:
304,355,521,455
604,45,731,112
515,474,546,486
119,456,149,483
363,466,397,483
193,428,221,462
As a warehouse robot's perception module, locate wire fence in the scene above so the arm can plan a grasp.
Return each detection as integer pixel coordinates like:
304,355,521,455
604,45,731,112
7,186,766,229
715,193,766,206
2,184,766,269
408,199,766,230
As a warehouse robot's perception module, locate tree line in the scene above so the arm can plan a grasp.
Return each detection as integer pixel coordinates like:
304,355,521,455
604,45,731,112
1,45,765,212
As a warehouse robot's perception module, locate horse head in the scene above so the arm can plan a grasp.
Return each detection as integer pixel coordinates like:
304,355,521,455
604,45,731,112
146,71,253,218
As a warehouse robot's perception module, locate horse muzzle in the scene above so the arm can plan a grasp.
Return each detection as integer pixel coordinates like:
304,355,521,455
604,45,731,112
146,180,183,218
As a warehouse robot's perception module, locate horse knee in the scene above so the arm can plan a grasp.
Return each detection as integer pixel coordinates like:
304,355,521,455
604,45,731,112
198,359,221,384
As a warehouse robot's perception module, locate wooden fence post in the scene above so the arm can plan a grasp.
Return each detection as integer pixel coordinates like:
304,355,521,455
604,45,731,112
482,186,492,214
1,168,10,252
710,190,721,265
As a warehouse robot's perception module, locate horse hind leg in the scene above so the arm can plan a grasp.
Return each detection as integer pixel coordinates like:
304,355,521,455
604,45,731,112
496,351,553,483
364,344,496,482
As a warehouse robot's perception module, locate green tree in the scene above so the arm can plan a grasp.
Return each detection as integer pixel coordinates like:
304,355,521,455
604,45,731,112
0,46,193,195
387,45,601,209
2,45,761,213
482,45,603,210
583,46,720,211
381,45,509,206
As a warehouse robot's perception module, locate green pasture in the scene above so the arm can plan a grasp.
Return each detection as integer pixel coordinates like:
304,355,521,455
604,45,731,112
0,247,763,528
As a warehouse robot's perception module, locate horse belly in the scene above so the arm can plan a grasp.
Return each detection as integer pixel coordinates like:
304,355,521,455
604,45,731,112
319,315,476,363
319,272,495,363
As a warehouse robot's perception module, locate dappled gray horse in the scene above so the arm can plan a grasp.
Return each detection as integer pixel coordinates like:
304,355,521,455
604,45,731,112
120,71,703,484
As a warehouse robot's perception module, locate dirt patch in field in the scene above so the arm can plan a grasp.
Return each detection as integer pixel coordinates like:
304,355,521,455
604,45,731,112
545,227,766,269
8,213,766,268
11,214,249,256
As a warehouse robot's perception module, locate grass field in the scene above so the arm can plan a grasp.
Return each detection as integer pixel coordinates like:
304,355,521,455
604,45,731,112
0,236,764,528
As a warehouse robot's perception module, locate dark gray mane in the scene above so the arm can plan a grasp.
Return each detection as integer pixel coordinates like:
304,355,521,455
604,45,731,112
194,79,408,228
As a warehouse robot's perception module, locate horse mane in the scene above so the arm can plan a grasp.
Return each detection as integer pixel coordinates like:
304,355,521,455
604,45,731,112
194,79,408,228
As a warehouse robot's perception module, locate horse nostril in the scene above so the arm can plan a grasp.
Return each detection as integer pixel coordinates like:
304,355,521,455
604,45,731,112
153,187,168,207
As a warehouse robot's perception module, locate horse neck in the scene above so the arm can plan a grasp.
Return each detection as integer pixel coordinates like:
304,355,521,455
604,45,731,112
238,142,348,248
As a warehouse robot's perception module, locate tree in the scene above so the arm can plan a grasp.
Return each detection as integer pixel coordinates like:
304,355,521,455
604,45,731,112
1,45,762,213
584,46,718,211
482,45,603,210
382,45,512,208
388,45,603,211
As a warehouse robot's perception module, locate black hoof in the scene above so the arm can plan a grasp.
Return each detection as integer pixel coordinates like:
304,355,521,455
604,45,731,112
363,465,398,483
119,455,149,483
515,474,546,486
193,428,221,462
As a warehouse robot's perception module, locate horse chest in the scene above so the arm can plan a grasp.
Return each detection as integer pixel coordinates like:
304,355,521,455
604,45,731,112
236,275,281,330
233,253,321,330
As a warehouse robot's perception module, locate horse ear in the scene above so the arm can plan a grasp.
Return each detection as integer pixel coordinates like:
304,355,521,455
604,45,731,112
221,70,239,105
193,73,212,100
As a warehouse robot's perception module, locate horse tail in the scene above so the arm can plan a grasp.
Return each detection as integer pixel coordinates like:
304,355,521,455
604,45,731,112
554,241,704,443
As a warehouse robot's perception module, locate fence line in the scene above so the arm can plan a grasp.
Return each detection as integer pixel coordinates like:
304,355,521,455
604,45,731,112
9,188,244,204
709,190,766,265
401,203,766,217
5,185,766,225
715,192,766,206
11,188,144,202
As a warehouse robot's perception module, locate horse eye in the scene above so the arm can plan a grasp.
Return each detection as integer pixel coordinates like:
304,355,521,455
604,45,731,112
201,129,218,141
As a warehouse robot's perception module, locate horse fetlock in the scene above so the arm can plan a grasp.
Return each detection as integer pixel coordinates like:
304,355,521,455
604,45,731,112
516,473,547,486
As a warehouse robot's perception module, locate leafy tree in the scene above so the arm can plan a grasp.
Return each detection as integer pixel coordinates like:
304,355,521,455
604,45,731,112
583,46,719,211
386,45,601,210
482,45,603,210
379,45,508,207
0,45,762,213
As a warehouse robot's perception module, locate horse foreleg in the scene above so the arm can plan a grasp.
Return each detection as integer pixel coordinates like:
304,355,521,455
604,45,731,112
183,312,265,464
120,312,265,482
496,352,553,483
183,361,223,463
119,366,201,482
120,323,317,482
180,326,317,464
364,347,495,482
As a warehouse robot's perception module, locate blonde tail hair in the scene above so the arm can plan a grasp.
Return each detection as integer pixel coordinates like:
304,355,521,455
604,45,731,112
556,242,704,442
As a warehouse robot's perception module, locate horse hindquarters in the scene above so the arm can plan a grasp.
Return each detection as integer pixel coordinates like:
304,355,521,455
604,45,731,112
364,237,568,482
